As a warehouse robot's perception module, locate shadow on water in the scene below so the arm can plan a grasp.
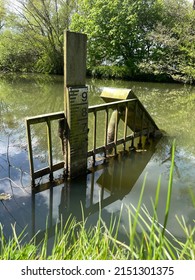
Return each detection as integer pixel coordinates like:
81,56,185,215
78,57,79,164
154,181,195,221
0,136,160,248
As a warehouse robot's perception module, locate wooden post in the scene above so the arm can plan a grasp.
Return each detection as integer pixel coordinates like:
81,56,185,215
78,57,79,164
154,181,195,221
46,119,53,181
64,31,88,179
26,120,35,186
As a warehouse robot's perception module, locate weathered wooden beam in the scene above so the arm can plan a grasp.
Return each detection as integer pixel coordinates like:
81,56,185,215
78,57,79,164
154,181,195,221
123,103,129,150
46,120,53,181
64,31,87,87
104,108,109,157
93,110,97,162
64,31,88,178
88,99,137,113
26,112,64,125
26,120,35,186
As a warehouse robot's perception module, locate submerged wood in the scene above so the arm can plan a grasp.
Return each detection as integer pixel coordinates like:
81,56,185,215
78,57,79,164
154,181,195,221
107,110,120,153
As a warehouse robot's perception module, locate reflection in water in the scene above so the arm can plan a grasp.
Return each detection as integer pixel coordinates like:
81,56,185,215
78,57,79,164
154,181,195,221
0,74,195,246
0,136,159,246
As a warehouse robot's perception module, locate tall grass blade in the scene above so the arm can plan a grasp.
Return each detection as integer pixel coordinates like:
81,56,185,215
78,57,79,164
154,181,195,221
162,139,176,237
130,173,147,248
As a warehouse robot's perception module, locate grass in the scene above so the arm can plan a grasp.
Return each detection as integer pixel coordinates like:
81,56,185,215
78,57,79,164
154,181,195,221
0,140,195,260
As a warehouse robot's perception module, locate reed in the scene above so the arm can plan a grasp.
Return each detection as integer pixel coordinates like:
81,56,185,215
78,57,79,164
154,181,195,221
0,140,194,260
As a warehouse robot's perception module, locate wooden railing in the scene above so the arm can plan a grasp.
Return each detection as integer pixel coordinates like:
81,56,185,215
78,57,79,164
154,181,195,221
88,98,158,160
26,111,65,186
88,99,136,159
26,98,159,186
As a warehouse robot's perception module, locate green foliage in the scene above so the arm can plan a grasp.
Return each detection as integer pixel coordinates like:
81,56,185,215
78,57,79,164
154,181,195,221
0,0,194,82
71,0,163,72
140,0,195,83
0,30,38,72
90,65,131,79
0,0,77,74
0,0,6,30
71,0,195,83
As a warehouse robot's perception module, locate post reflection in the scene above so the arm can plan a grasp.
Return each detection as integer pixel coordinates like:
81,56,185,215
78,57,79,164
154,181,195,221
32,137,159,244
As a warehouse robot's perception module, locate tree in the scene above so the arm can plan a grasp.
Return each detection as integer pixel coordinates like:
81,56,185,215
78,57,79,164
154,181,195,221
0,0,6,30
71,0,164,76
0,0,78,74
70,0,195,82
142,0,195,83
0,0,194,82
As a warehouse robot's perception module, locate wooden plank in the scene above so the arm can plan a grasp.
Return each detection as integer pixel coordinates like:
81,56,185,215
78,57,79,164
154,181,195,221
64,31,88,178
104,108,109,157
93,110,97,161
88,99,137,113
101,88,135,101
25,120,35,186
114,106,119,155
46,120,53,181
64,31,87,87
123,103,129,150
26,112,64,125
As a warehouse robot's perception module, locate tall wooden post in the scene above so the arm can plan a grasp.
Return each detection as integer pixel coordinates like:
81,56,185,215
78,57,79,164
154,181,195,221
64,31,88,179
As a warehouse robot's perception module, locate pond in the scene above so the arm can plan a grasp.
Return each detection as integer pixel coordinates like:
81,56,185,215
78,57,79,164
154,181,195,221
0,73,195,247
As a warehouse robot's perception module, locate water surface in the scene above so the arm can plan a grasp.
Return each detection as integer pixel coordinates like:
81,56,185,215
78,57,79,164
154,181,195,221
0,73,195,244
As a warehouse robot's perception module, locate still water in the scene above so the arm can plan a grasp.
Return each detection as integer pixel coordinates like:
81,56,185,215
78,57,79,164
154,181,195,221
0,73,195,245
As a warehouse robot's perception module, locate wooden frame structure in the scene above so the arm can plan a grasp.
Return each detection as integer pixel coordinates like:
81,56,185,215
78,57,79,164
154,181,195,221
26,97,159,187
26,111,65,187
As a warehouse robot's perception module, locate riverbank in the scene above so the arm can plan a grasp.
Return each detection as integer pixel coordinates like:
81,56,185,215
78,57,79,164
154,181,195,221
1,67,195,85
87,65,195,85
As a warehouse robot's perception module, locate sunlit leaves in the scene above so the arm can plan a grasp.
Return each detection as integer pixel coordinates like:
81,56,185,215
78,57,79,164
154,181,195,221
0,0,194,81
0,0,78,74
